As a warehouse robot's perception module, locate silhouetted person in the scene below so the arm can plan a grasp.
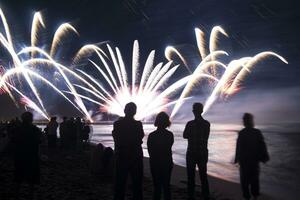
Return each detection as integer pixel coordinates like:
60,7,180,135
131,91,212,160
112,102,144,200
81,119,91,144
46,117,58,148
90,143,105,175
12,112,41,199
67,117,77,152
183,103,210,200
102,147,114,178
235,113,269,200
59,117,68,149
147,112,174,200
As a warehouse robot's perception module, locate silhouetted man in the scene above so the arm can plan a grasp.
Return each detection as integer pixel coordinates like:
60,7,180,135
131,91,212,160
235,113,269,200
46,117,58,148
183,103,210,200
59,117,68,149
112,102,144,200
12,112,41,199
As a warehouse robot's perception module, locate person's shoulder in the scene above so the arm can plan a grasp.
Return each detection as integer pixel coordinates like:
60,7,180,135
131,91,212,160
239,128,247,133
148,130,156,138
113,117,124,124
166,129,174,140
133,120,143,128
186,120,194,126
31,124,40,131
133,119,142,125
203,119,210,126
253,128,263,136
165,129,174,136
253,128,261,133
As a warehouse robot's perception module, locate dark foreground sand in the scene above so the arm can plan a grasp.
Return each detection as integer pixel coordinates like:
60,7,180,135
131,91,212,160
0,145,274,200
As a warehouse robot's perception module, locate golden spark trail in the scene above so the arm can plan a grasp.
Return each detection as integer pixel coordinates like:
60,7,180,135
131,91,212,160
50,23,79,57
31,12,45,57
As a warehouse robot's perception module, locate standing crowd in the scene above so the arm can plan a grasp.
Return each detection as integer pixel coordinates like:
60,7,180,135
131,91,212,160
0,101,269,200
112,102,269,200
44,116,91,150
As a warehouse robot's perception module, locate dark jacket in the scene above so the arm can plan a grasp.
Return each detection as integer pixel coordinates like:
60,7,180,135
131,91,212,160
183,117,210,159
112,117,144,158
147,129,174,168
235,127,269,165
12,123,41,183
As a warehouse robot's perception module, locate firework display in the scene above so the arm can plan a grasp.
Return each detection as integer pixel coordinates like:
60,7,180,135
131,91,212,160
0,9,288,121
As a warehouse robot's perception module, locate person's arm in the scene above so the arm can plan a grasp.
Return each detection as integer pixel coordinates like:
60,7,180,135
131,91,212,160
205,121,210,140
112,122,118,144
138,121,145,140
258,130,270,163
59,124,62,135
147,134,152,157
170,132,174,147
183,122,190,139
234,132,241,164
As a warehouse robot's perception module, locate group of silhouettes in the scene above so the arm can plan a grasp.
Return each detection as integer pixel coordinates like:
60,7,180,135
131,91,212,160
0,101,269,200
112,102,269,200
44,116,91,150
0,114,92,199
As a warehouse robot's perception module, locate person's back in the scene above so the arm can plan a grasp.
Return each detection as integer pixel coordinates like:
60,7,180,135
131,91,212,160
235,127,268,165
13,123,40,160
59,117,68,148
59,119,68,136
12,112,41,198
113,117,144,157
184,118,210,156
67,118,76,141
46,117,58,148
148,128,173,167
82,121,91,142
47,118,58,135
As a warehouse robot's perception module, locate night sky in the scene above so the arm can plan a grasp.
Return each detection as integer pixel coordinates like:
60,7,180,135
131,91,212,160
0,0,299,125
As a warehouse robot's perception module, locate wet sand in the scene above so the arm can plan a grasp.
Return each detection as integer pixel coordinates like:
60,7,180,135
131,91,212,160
0,144,274,200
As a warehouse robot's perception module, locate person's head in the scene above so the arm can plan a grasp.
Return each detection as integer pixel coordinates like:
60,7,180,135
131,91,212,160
63,116,67,122
76,117,81,122
243,113,254,128
124,102,137,118
21,112,33,124
192,102,203,118
50,117,57,122
154,112,171,129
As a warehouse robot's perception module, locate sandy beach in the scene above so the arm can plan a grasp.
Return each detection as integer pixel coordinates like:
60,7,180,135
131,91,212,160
0,142,276,200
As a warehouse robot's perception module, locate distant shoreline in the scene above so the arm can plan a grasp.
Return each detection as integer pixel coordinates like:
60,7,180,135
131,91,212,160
33,121,188,125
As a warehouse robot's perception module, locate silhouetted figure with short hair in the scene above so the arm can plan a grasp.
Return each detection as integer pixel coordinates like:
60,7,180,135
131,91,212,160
75,117,83,137
235,113,269,200
102,147,114,178
59,116,68,149
12,112,41,199
112,102,144,200
67,117,77,152
183,103,210,200
147,112,174,200
81,119,91,144
46,117,58,148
